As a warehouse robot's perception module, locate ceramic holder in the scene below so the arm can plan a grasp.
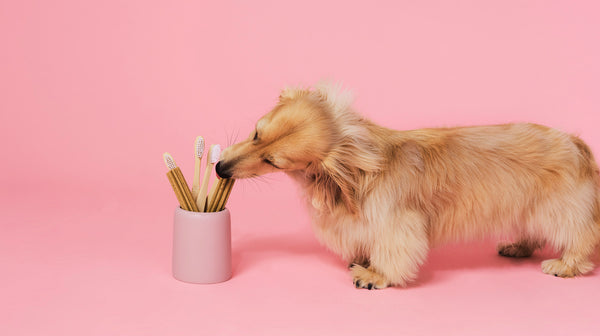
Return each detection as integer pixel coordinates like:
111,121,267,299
172,207,232,284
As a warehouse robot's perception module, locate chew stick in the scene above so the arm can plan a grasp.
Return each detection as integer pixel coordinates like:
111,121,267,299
196,144,220,211
206,176,223,211
208,178,226,212
216,179,235,212
166,169,188,210
192,136,205,199
222,179,235,210
172,167,199,212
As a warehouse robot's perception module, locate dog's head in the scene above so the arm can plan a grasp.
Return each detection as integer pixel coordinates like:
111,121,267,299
217,83,382,214
216,87,337,179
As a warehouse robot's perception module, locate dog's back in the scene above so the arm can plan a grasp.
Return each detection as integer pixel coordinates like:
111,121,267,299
392,123,599,243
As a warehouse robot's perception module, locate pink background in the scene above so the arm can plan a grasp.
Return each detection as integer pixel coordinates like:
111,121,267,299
1,1,599,334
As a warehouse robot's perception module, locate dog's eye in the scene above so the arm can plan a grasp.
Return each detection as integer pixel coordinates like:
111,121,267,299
253,131,258,141
263,158,281,169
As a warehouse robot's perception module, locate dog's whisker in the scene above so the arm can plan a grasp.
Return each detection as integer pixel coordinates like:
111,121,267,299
228,128,235,148
238,177,264,194
233,128,241,145
255,175,276,182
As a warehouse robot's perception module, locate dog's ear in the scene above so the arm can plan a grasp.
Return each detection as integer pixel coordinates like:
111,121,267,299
319,138,382,215
320,156,361,215
308,82,383,214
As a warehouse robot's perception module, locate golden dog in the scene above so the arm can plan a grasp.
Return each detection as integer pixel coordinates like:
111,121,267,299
216,83,600,289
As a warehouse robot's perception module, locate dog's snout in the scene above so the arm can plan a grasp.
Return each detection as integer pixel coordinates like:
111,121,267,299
215,161,232,179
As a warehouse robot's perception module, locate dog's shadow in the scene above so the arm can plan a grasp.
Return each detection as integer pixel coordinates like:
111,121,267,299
231,232,342,276
412,241,558,287
232,234,560,287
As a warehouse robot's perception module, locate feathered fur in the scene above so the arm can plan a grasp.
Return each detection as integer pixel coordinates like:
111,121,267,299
217,82,600,289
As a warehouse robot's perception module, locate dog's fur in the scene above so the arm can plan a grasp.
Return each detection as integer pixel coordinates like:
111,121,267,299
217,83,600,289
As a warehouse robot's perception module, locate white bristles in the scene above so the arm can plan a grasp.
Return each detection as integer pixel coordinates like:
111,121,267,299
195,136,205,158
163,152,177,170
209,144,221,163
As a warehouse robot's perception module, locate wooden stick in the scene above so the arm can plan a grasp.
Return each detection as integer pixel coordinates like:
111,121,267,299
208,178,226,212
166,170,189,210
171,168,193,211
222,179,235,210
216,179,234,212
206,177,222,211
172,167,199,212
206,179,219,212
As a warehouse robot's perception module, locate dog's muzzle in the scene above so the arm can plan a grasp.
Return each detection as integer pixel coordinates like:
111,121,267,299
215,161,233,179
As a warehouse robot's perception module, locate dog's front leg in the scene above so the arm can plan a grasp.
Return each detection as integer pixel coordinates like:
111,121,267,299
351,210,429,289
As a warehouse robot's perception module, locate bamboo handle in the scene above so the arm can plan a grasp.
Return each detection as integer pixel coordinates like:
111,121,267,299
192,157,201,199
196,162,213,211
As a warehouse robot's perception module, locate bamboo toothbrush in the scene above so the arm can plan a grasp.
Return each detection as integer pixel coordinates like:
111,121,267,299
191,136,205,199
196,144,220,211
163,152,199,212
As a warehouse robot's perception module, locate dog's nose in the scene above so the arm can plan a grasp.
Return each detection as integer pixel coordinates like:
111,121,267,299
215,161,232,179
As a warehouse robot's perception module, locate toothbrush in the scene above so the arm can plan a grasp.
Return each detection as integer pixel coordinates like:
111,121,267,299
191,136,205,199
163,152,199,212
196,144,220,211
204,145,222,211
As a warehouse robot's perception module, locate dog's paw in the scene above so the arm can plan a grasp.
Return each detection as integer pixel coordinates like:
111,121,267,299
497,242,534,258
541,258,593,278
350,264,389,290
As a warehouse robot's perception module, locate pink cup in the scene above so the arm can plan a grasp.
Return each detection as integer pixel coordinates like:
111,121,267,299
172,207,232,284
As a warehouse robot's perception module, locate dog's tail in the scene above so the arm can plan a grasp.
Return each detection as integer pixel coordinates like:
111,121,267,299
570,136,600,253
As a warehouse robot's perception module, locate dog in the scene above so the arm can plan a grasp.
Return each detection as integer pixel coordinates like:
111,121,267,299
216,82,600,289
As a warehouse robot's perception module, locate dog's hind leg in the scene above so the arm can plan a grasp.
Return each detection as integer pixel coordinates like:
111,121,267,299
351,210,429,289
541,244,596,277
497,239,544,258
541,225,598,277
538,182,600,277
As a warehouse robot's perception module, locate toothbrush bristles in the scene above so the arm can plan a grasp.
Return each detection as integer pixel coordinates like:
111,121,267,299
210,144,221,163
163,152,177,170
195,136,205,158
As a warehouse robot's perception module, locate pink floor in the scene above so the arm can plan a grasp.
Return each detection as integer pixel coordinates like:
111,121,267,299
2,1,599,335
2,179,599,335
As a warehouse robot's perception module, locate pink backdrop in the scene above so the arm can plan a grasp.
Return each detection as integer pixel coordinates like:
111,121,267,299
1,1,599,335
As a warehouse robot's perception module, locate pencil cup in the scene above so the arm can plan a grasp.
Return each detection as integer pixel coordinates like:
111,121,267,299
172,207,232,284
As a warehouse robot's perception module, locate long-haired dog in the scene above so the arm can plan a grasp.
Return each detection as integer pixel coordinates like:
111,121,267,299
216,82,600,289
